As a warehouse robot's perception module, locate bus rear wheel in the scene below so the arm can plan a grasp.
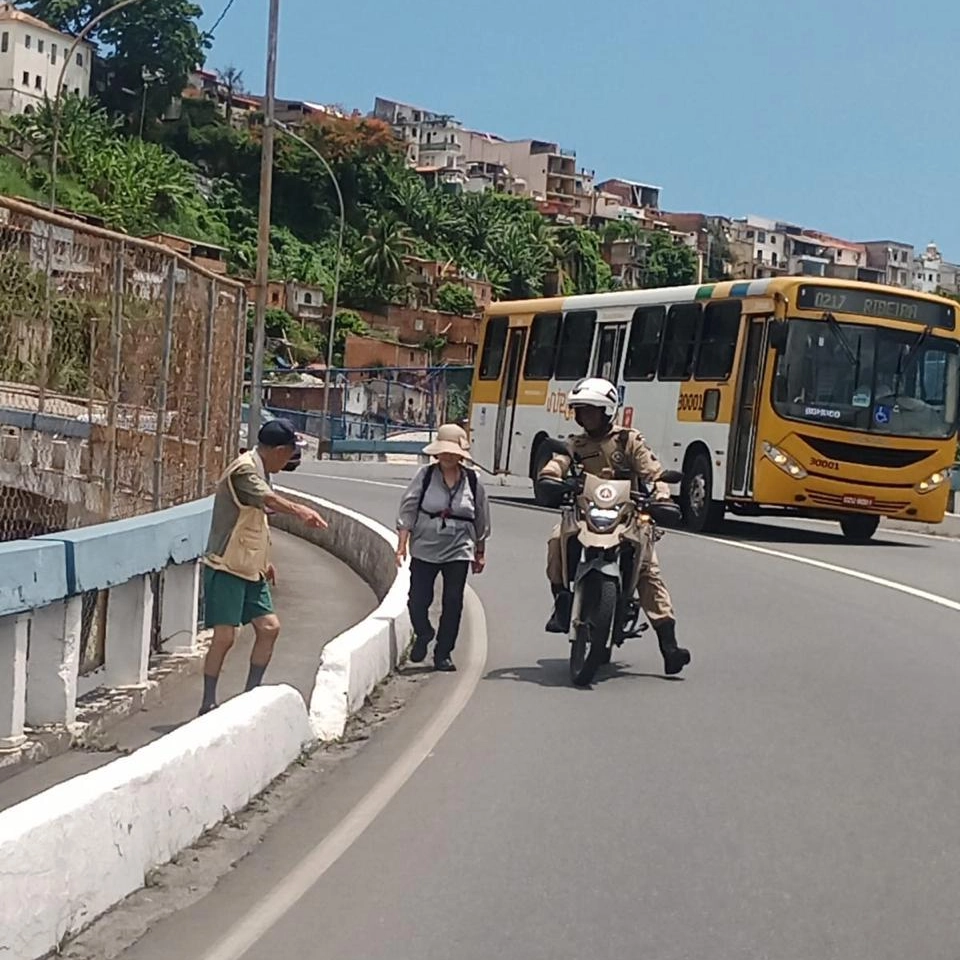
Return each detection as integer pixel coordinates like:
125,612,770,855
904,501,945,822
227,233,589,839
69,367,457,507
681,452,725,533
839,514,879,543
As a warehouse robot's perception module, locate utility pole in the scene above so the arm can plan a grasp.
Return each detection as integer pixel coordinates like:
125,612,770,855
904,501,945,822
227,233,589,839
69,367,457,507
247,0,280,449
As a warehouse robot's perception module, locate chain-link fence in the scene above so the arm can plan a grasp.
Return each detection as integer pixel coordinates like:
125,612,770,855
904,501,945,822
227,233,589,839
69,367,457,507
258,364,474,442
0,197,246,540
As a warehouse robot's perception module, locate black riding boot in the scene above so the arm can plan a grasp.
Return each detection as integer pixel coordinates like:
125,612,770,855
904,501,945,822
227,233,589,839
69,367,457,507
654,619,690,676
545,585,573,634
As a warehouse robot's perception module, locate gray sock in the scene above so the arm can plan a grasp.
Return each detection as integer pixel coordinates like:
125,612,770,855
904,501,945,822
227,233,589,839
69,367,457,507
245,663,267,691
202,674,218,708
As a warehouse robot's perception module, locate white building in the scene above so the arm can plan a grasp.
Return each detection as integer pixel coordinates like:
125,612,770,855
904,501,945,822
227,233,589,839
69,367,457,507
912,242,960,295
0,3,92,116
733,215,790,276
373,96,466,189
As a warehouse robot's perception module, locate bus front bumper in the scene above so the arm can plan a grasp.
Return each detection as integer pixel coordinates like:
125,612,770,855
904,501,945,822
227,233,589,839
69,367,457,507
751,456,951,524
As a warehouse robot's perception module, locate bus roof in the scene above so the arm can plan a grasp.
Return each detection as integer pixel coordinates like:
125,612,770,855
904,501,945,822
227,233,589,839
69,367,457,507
486,277,959,314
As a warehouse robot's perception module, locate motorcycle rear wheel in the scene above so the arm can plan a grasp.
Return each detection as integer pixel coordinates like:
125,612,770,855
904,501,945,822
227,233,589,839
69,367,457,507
569,573,617,687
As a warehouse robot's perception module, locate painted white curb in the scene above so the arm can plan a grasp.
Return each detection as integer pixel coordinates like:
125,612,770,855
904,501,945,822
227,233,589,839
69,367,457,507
0,685,311,960
272,487,412,741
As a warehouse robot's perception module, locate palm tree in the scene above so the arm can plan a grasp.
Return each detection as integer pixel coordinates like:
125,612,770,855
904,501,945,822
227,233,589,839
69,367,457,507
360,214,411,292
216,66,245,126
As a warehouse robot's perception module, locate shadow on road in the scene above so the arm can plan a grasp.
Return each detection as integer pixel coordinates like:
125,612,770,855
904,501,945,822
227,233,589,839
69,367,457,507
485,658,683,689
715,519,924,549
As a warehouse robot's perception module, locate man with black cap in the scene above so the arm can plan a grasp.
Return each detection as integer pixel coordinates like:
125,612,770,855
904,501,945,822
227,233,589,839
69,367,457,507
199,418,327,715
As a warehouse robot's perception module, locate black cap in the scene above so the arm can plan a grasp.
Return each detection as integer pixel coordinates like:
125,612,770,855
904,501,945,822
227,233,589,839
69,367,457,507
258,418,298,448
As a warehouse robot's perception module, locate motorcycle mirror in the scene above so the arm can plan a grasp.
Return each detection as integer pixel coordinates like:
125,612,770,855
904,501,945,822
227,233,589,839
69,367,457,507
659,470,684,485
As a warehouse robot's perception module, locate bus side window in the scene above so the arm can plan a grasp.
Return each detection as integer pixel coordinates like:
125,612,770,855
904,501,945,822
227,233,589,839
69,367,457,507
658,303,702,381
478,317,509,380
556,311,596,381
623,305,665,380
695,300,742,381
524,313,562,380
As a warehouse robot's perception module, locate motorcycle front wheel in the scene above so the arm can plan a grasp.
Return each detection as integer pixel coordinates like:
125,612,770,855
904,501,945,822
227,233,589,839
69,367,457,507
569,572,617,687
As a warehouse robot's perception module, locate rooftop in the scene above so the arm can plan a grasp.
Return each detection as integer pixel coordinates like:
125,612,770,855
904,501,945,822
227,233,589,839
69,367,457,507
0,2,91,42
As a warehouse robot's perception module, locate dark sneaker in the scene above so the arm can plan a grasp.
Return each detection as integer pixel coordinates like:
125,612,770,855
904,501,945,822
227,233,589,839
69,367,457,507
198,702,218,717
434,657,457,672
409,636,430,663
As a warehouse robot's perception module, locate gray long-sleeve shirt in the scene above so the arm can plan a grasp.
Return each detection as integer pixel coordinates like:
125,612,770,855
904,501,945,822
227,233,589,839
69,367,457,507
397,465,491,564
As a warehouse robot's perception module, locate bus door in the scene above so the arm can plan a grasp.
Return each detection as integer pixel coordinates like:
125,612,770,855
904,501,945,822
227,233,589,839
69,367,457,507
592,322,628,382
493,326,528,473
729,318,769,496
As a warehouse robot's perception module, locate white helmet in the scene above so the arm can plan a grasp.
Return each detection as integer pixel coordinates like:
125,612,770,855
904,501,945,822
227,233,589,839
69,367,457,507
567,377,620,417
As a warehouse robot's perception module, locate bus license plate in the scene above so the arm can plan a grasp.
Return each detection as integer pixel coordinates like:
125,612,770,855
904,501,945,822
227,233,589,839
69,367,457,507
842,494,874,508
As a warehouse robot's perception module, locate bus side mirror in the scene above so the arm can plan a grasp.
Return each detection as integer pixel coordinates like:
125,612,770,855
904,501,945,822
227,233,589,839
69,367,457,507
768,321,788,352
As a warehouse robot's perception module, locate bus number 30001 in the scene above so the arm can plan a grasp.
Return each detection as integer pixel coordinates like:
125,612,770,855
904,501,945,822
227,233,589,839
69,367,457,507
677,393,704,412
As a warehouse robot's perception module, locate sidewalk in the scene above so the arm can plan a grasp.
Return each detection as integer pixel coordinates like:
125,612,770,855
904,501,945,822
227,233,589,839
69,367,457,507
0,529,377,814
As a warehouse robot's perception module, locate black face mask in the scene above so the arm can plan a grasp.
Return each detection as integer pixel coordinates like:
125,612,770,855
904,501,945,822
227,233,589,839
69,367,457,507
575,409,612,438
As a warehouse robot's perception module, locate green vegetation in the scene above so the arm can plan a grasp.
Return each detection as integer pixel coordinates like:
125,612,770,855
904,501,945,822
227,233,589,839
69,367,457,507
0,1,700,371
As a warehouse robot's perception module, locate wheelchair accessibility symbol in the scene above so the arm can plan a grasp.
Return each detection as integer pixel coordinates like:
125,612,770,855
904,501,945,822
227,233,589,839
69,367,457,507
874,404,891,426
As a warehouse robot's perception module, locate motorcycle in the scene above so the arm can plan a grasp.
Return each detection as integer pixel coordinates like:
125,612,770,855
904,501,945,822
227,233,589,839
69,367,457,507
536,450,684,687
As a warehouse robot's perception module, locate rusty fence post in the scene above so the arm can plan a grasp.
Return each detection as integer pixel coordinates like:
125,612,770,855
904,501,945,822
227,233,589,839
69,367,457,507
197,278,217,498
152,258,176,510
103,241,124,519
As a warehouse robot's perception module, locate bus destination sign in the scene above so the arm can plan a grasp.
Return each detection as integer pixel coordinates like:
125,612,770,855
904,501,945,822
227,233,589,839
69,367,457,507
796,285,955,329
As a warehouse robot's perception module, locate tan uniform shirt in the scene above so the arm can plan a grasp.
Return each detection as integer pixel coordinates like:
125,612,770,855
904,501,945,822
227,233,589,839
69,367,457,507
539,426,672,500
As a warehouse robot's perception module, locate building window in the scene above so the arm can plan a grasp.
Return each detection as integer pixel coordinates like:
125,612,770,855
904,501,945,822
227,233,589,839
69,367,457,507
695,300,741,381
478,317,508,380
76,52,83,67
25,34,31,49
21,71,28,85
758,231,766,243
769,235,776,244
35,76,42,90
659,303,702,381
51,43,57,63
746,230,754,239
623,306,665,381
555,311,597,381
74,87,79,95
523,312,562,380
38,38,44,53
900,251,907,262
771,252,779,267
1,32,8,53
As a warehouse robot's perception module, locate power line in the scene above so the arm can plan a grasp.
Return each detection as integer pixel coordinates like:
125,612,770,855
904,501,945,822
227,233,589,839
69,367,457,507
206,0,238,39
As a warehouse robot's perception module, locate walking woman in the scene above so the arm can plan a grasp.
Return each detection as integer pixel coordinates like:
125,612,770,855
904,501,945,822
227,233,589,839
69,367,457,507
396,424,490,672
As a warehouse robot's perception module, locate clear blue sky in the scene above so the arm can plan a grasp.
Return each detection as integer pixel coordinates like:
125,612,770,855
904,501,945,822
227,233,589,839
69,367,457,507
203,0,959,257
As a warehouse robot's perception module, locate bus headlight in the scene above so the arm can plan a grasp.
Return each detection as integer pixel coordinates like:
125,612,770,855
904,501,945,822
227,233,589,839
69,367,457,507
762,442,807,479
916,470,948,494
587,505,623,531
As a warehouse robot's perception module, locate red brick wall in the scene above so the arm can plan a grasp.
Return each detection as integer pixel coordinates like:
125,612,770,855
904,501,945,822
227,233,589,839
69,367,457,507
344,335,431,369
352,305,481,348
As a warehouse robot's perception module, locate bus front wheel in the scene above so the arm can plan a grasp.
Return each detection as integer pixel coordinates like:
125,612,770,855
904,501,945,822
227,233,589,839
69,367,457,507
681,452,725,533
839,514,879,543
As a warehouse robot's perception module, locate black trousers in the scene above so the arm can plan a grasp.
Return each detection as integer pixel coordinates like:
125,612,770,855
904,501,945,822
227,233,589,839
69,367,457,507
408,558,470,660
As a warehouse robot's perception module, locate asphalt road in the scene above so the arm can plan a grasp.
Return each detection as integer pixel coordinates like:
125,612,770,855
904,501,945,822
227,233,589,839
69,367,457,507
118,461,960,960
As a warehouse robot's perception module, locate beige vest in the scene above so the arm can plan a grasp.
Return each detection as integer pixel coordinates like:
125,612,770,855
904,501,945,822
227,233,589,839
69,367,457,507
204,451,271,581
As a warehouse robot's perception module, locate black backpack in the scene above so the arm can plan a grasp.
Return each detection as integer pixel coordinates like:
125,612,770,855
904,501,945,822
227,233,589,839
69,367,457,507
416,463,479,521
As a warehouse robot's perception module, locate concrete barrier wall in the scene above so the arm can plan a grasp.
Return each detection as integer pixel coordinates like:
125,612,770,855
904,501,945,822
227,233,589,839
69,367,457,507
271,486,412,740
0,487,413,958
0,686,311,960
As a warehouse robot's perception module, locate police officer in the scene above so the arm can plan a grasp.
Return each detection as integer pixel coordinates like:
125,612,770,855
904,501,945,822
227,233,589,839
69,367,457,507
539,377,691,676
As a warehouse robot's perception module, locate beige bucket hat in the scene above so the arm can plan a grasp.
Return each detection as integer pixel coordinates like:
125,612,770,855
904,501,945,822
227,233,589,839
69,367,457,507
422,423,471,459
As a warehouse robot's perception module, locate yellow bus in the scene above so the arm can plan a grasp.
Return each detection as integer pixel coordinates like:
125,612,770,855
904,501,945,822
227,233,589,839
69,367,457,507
468,277,959,541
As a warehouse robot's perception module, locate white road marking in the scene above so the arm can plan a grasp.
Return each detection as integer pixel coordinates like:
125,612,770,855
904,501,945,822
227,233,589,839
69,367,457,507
675,531,960,613
197,588,489,960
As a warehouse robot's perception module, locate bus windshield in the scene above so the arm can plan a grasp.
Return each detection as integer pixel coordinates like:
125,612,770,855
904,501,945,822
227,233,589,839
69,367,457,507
772,319,959,439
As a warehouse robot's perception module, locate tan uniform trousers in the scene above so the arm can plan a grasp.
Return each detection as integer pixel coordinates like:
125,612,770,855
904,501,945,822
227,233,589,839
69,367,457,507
546,524,675,624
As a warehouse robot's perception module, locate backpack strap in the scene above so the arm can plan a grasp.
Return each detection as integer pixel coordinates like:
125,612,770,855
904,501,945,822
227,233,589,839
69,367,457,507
416,463,436,515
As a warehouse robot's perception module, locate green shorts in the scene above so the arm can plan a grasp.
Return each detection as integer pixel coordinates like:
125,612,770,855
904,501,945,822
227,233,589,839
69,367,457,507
203,566,274,628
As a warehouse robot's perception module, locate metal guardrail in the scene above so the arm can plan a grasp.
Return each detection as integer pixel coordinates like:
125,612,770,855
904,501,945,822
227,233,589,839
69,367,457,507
329,439,427,456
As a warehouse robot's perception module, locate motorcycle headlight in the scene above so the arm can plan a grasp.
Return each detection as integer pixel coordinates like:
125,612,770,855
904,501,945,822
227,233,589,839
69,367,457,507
587,504,622,531
916,470,949,494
